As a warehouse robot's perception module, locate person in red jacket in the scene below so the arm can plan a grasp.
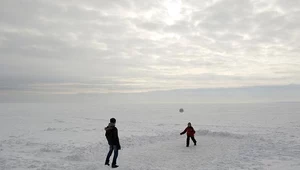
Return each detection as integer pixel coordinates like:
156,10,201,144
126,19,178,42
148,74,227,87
180,122,197,147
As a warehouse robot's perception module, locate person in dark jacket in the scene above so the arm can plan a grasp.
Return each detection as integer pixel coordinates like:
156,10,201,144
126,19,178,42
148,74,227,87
180,122,197,147
105,118,121,168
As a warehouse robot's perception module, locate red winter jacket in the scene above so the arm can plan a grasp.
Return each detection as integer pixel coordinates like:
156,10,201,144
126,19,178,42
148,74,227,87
180,127,195,137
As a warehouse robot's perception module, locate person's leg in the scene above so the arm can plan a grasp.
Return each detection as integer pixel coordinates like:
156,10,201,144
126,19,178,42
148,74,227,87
112,145,119,166
191,136,197,145
105,145,113,165
186,136,190,147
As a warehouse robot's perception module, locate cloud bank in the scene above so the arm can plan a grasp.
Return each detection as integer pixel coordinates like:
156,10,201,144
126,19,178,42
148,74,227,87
1,0,300,96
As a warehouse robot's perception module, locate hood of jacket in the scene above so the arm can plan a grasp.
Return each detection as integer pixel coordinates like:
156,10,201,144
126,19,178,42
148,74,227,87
105,122,115,131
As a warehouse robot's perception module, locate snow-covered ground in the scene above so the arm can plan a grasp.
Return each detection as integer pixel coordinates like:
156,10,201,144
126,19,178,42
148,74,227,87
1,102,300,170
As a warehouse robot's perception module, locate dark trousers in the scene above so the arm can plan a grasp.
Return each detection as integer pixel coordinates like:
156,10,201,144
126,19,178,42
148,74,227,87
186,136,197,147
105,145,118,165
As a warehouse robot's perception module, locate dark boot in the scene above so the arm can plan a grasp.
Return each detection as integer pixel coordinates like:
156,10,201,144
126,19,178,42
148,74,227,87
112,164,119,168
105,159,110,166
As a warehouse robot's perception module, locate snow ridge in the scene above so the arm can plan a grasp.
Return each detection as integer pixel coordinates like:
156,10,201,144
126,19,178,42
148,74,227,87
196,129,245,139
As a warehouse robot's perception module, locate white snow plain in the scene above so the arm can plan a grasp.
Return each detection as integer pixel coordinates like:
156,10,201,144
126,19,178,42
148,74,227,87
1,102,300,170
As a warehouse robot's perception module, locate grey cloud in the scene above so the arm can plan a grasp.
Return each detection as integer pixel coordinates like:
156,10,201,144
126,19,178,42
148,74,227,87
164,20,191,33
195,0,253,31
276,0,300,12
135,20,165,31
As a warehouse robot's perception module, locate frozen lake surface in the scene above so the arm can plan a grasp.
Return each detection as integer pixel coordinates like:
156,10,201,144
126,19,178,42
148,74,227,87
1,102,300,169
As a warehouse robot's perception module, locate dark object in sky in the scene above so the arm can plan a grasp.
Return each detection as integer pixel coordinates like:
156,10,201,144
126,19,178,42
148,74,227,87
179,108,184,113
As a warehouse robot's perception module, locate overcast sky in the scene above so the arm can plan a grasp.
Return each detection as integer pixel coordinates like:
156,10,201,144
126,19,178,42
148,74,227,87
1,0,300,96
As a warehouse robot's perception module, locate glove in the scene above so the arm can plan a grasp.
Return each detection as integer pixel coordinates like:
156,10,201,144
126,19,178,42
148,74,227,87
180,133,183,135
117,144,121,150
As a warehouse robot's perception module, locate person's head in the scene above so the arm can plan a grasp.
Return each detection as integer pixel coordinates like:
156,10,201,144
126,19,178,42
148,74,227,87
110,118,116,124
187,122,191,127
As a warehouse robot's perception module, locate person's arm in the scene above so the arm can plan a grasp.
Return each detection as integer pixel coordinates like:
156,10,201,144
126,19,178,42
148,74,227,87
180,128,187,135
192,127,195,134
115,128,121,150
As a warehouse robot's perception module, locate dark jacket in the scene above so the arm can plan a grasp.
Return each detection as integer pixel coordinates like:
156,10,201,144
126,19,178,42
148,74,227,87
180,126,195,137
105,123,121,149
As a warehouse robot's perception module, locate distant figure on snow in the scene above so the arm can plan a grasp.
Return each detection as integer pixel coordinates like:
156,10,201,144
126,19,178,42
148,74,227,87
105,118,121,168
180,122,197,147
